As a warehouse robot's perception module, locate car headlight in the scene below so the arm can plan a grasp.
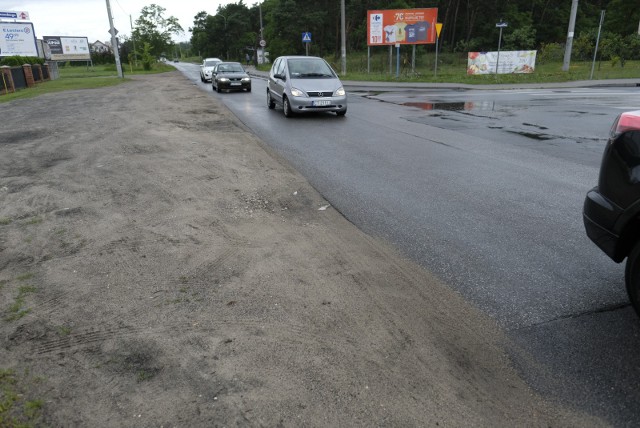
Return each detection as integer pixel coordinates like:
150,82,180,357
241,77,251,82
218,77,229,82
334,87,345,96
290,87,305,97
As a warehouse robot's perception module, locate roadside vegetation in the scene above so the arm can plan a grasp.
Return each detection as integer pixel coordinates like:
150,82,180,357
0,369,44,427
333,52,640,83
2,54,637,104
0,62,174,103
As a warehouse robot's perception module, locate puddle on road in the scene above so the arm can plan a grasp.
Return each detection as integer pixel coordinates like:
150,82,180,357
402,101,496,112
506,130,555,141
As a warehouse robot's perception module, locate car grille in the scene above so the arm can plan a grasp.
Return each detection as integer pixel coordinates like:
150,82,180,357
229,77,243,82
307,91,333,97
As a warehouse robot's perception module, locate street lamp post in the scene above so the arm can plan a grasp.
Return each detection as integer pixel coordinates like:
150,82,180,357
495,20,508,76
340,0,346,75
219,15,228,59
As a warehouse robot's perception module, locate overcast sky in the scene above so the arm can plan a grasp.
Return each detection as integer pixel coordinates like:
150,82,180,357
2,0,243,43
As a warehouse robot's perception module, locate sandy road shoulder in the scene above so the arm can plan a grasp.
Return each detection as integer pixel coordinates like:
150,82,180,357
0,72,602,426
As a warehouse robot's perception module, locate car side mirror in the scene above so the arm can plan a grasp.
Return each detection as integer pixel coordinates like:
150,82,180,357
275,73,286,81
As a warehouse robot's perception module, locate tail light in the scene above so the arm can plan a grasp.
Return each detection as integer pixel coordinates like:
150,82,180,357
612,110,640,136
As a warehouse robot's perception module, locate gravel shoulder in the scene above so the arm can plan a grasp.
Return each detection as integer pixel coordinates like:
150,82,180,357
0,72,602,426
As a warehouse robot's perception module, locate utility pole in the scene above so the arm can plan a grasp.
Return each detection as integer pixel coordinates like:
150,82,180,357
105,0,123,78
259,3,264,64
259,4,264,42
590,10,605,80
562,0,579,72
129,14,137,67
340,0,346,75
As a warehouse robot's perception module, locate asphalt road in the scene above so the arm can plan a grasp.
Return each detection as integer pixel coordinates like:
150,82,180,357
175,62,640,425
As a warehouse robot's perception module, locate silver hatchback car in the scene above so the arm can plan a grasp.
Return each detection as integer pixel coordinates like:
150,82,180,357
267,56,347,117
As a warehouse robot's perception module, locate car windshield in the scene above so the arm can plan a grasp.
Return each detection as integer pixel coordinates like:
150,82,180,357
287,59,334,78
217,63,244,73
205,60,219,67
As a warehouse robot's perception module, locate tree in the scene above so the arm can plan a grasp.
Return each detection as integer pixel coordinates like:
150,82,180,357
133,4,184,59
187,0,640,61
190,11,209,58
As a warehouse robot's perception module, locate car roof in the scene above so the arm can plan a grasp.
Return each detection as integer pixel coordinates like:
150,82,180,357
278,55,324,61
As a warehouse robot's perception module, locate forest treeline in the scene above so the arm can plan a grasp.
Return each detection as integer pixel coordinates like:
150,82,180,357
119,1,639,66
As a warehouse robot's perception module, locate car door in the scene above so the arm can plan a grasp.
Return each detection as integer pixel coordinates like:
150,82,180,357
211,64,220,87
268,58,286,106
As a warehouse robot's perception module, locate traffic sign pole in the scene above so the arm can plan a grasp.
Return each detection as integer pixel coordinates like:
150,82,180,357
302,32,311,56
435,23,442,78
105,0,123,78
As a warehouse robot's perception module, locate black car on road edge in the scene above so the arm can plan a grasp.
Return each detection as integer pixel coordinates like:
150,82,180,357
584,110,640,316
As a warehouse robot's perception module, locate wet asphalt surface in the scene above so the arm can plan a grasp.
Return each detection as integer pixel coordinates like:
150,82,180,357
177,62,640,426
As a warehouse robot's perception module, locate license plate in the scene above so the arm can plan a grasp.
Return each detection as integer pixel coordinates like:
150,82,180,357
312,100,330,106
230,82,241,86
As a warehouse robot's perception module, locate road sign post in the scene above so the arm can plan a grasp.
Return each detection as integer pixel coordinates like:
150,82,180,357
302,32,311,56
495,21,508,76
435,23,442,77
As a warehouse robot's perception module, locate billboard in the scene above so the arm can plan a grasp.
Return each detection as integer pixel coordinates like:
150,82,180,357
43,36,91,61
367,8,438,46
468,51,537,75
0,22,38,56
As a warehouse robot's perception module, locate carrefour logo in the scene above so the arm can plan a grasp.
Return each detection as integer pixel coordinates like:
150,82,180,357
3,28,26,34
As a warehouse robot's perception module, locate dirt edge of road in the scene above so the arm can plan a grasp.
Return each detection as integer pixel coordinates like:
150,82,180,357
0,72,602,426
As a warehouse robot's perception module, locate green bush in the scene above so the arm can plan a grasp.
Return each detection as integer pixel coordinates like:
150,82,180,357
538,43,564,64
141,42,154,71
0,56,44,66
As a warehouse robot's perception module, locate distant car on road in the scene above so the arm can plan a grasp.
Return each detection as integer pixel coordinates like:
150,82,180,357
200,57,222,82
267,56,347,117
211,62,251,93
583,110,640,316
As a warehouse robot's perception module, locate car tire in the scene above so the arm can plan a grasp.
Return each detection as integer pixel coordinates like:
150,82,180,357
625,240,640,317
216,83,221,93
336,109,347,117
283,96,293,118
246,86,251,93
267,91,275,109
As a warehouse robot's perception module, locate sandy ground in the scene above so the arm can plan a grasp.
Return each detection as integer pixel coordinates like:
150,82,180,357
0,72,603,426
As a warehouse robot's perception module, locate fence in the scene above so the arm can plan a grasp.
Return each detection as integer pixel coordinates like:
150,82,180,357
1,62,54,95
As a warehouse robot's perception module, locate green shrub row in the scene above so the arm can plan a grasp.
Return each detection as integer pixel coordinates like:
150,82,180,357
0,56,45,66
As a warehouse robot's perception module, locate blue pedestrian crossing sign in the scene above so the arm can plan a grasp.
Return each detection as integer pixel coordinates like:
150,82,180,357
302,32,312,43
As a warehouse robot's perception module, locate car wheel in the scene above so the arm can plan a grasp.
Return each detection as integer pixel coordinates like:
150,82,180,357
216,82,221,93
625,241,640,317
246,86,251,93
336,109,347,117
267,90,275,109
283,96,293,118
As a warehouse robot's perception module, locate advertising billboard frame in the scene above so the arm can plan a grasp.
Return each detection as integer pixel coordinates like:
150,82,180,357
367,8,438,46
43,36,91,61
0,21,38,57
